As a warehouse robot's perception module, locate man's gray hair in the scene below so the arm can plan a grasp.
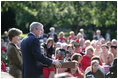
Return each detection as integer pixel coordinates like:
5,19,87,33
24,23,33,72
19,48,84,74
29,22,43,31
50,27,55,31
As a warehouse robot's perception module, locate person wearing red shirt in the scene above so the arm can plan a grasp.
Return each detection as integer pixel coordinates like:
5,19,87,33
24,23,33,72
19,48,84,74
74,43,82,54
1,61,6,72
58,31,67,43
42,38,56,78
55,48,65,60
55,48,66,73
68,61,84,78
68,31,77,42
75,32,83,43
81,46,95,71
1,46,6,53
71,53,84,73
1,39,6,54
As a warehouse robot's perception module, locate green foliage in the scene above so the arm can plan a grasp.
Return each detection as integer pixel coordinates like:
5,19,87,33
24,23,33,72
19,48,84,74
21,34,27,39
1,1,117,39
1,52,9,66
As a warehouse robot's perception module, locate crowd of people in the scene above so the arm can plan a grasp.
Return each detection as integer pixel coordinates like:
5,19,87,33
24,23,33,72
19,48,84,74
1,22,117,78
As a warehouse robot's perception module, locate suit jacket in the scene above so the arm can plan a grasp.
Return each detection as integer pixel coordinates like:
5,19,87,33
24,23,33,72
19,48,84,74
21,33,52,78
48,32,58,42
7,43,22,78
93,35,103,40
109,58,117,78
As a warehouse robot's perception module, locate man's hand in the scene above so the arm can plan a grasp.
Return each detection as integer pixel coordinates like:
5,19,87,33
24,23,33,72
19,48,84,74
52,60,62,68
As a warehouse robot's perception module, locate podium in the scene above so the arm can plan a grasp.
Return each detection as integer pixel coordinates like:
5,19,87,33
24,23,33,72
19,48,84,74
50,62,76,68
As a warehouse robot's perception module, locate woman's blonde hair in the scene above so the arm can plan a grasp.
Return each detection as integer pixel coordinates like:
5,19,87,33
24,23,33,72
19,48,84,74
59,31,65,36
69,31,74,35
85,46,95,54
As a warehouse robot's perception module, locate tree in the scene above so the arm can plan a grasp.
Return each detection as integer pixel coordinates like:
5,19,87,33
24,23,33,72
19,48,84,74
1,1,117,39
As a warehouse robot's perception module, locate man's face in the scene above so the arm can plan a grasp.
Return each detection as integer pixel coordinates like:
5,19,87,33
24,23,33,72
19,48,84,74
97,32,101,35
50,29,54,33
36,26,43,36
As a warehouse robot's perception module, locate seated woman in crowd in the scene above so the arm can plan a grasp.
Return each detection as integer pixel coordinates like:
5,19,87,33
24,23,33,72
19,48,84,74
81,46,95,72
58,31,67,43
100,44,114,75
75,32,83,43
71,53,83,73
94,40,102,56
85,60,105,78
68,61,84,78
100,44,114,65
84,40,91,48
41,38,55,78
68,31,77,43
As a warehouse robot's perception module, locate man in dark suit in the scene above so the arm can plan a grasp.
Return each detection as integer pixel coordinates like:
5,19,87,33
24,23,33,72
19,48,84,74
93,30,103,40
21,22,61,78
109,45,117,78
48,27,58,43
106,45,117,78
